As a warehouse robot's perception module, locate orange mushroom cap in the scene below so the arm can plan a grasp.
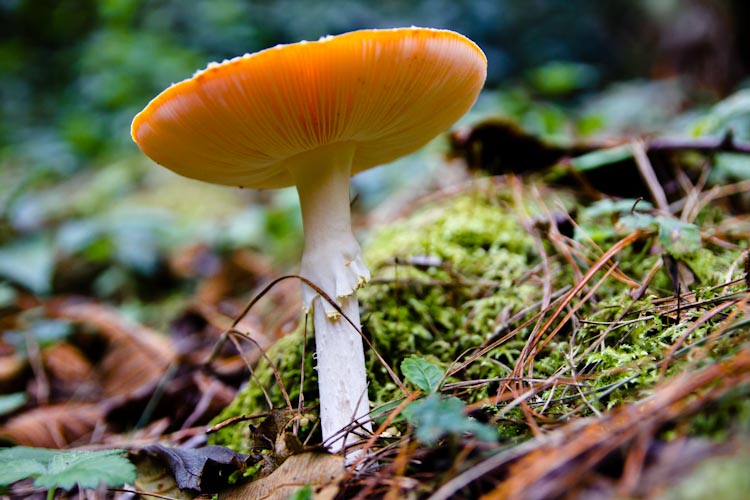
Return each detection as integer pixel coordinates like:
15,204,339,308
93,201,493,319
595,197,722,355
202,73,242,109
131,27,487,189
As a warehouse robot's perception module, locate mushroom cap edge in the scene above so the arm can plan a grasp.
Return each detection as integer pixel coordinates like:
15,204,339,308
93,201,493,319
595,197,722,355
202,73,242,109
131,27,487,189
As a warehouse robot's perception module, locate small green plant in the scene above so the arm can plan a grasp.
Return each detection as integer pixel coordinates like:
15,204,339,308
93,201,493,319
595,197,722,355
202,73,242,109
0,446,136,499
400,356,497,445
401,355,445,393
617,213,701,258
287,484,314,500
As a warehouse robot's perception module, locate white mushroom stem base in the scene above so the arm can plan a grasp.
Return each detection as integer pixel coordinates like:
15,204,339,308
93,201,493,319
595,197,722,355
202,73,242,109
311,295,371,452
289,142,372,456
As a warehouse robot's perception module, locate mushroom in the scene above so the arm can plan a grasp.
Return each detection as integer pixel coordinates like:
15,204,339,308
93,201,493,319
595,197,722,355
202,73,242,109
131,27,487,455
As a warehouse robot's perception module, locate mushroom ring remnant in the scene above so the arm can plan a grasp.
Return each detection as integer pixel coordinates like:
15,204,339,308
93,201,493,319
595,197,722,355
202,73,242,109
132,27,487,457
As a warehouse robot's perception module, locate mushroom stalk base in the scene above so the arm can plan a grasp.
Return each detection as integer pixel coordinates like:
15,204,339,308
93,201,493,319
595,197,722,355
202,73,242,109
311,295,371,454
289,142,372,456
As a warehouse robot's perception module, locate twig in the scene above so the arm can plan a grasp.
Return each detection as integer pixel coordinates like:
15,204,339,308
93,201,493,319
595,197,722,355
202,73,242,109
579,131,750,157
349,392,421,473
631,140,669,211
23,330,50,405
206,274,408,394
630,258,663,301
206,412,270,433
108,488,179,500
533,263,619,362
659,298,741,378
481,287,571,350
646,131,750,155
557,214,642,289
444,376,583,391
510,231,641,384
295,314,309,436
227,329,291,410
675,160,710,223
448,287,571,380
136,362,178,430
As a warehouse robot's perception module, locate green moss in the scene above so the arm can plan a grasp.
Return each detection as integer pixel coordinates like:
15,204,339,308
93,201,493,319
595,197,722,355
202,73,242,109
687,386,750,439
210,186,542,449
683,247,740,285
210,182,748,452
210,331,318,453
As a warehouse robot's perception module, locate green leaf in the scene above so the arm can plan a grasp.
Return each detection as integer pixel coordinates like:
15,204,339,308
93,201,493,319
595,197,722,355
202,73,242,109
569,145,633,171
286,484,313,500
57,210,173,275
0,447,136,490
689,89,750,139
402,394,497,446
615,214,701,258
0,392,27,416
370,398,407,423
714,153,750,182
0,459,48,485
0,447,60,461
401,356,444,393
0,236,55,295
581,198,653,218
656,217,701,258
616,212,657,232
0,448,59,485
3,319,74,353
527,61,599,96
0,282,18,308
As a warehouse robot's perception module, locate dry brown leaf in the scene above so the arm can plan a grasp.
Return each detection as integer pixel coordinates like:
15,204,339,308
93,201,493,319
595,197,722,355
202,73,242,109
42,342,92,384
0,402,104,447
0,354,26,392
220,452,345,500
46,300,176,401
133,444,250,496
134,454,195,500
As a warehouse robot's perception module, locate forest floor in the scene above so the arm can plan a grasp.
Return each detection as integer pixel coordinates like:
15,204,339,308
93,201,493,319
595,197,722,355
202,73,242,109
0,84,748,499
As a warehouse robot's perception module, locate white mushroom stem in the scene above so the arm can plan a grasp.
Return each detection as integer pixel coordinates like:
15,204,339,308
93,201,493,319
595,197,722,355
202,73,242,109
288,142,372,455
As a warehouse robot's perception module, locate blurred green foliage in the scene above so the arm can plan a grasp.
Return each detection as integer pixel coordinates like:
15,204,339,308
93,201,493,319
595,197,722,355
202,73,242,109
0,0,748,316
2,0,747,175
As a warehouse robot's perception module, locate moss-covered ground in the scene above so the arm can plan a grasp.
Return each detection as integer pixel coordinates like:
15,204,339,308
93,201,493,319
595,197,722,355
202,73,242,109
210,176,749,466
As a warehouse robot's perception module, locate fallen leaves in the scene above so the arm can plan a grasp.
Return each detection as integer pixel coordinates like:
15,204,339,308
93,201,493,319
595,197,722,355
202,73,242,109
0,297,245,451
0,86,748,499
46,299,175,401
133,444,250,495
220,452,345,500
0,403,104,448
